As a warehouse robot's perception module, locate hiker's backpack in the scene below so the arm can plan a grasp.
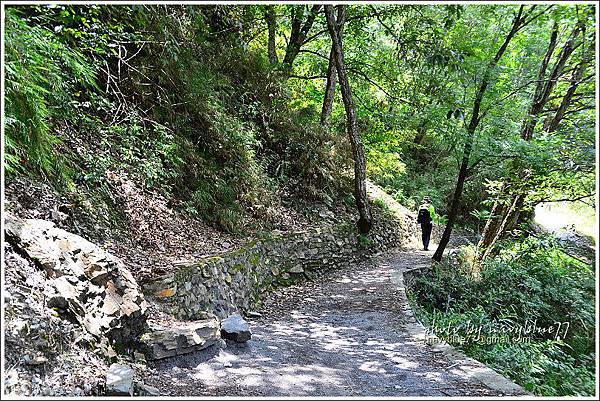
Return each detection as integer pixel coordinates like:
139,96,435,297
417,206,431,224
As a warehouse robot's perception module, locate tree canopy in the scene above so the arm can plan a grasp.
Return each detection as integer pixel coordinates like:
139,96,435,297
6,4,595,236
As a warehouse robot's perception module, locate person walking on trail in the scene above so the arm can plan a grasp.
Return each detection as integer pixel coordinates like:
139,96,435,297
417,196,436,251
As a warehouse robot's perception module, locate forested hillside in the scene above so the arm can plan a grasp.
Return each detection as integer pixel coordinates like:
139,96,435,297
3,3,597,398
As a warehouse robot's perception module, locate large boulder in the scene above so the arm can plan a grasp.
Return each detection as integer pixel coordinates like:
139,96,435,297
220,313,252,343
4,214,147,348
139,317,220,360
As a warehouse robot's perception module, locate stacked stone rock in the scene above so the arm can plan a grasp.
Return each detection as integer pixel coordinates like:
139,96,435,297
220,313,252,343
140,318,220,360
148,211,414,321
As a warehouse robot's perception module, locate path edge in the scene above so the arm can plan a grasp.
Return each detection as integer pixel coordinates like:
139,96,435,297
383,250,532,397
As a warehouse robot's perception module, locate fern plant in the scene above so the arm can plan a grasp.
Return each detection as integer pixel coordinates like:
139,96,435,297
4,8,97,181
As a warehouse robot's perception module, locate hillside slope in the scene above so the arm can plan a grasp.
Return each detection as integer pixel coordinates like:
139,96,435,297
3,179,416,397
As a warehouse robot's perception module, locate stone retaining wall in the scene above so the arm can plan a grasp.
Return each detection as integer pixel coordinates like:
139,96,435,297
146,209,417,320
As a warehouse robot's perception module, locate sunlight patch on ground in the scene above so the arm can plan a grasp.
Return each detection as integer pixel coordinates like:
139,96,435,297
359,360,387,373
389,355,419,370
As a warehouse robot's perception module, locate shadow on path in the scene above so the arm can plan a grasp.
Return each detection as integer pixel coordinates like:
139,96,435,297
143,249,522,396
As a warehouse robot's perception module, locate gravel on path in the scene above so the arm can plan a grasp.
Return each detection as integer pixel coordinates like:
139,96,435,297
142,249,524,397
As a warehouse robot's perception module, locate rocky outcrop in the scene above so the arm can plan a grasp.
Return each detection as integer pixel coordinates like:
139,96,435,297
4,214,148,350
220,313,251,343
139,317,220,360
3,213,225,365
3,241,110,397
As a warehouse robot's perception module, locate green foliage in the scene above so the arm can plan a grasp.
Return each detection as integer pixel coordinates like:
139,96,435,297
470,209,492,233
471,340,595,396
357,233,374,250
432,213,447,226
266,117,351,201
372,197,391,212
4,5,350,233
74,110,184,192
366,148,406,192
4,8,96,181
407,236,595,396
4,3,595,241
185,175,245,233
3,5,596,395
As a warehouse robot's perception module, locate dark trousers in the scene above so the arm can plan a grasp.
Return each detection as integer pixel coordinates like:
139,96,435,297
421,223,432,250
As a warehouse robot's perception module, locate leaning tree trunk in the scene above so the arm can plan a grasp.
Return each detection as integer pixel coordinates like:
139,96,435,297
325,5,372,234
477,186,507,250
432,124,475,261
320,7,344,126
320,47,337,125
411,118,429,165
432,6,526,262
543,40,593,133
479,193,523,261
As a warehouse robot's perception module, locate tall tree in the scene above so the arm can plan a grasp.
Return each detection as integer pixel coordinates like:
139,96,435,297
477,17,587,262
433,5,534,262
543,39,594,133
281,5,321,76
325,4,372,234
477,21,561,254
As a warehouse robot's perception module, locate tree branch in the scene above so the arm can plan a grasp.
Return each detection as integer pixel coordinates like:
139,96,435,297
537,193,595,204
303,13,372,46
298,49,329,60
289,74,327,80
347,67,415,106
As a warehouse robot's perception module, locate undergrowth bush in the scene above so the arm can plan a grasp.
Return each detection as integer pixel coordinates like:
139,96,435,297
266,118,351,202
406,235,595,396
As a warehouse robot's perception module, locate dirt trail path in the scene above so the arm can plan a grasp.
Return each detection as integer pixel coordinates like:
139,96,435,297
142,249,526,397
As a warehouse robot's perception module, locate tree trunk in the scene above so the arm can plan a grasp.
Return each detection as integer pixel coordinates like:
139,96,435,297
320,48,337,125
544,40,591,133
479,193,523,261
477,183,507,250
432,6,526,262
413,120,428,145
282,5,321,76
432,129,474,261
325,5,372,234
265,7,278,64
411,118,430,164
320,8,344,126
521,22,579,140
